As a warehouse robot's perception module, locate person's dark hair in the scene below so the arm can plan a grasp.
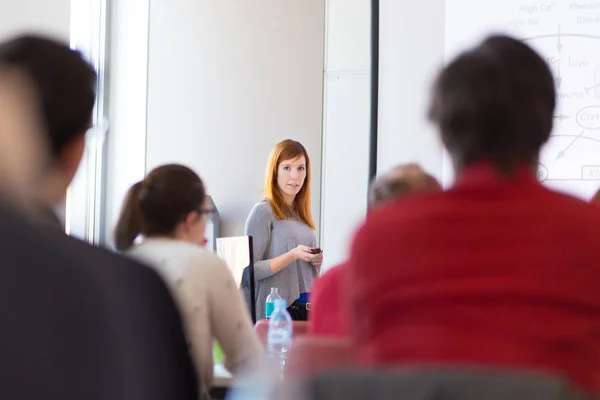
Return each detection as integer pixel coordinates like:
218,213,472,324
114,164,207,251
428,35,555,173
0,34,97,159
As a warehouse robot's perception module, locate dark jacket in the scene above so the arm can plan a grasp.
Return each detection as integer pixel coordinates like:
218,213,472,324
0,202,199,399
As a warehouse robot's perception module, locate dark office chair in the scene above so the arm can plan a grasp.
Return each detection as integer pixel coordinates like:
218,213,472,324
304,368,592,400
215,236,256,323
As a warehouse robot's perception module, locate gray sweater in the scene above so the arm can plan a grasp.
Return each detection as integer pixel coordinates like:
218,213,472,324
245,200,317,319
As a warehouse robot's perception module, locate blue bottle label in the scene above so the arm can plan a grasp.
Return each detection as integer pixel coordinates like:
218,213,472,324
266,301,274,318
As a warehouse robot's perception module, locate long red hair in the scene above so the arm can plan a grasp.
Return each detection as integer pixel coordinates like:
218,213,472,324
264,139,315,229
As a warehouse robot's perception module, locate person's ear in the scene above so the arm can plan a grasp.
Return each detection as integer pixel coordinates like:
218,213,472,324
182,211,200,231
58,135,86,175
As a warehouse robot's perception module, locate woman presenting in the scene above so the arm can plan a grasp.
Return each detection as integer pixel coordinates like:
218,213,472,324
245,139,322,321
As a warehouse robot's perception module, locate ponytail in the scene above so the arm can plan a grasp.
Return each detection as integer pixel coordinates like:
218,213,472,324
114,181,144,251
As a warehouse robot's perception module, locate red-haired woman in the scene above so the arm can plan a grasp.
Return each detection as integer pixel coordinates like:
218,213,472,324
245,139,322,321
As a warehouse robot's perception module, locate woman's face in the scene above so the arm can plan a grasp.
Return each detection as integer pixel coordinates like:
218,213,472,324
277,155,307,205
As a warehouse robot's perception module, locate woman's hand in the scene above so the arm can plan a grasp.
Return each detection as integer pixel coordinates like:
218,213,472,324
291,245,316,263
311,251,323,270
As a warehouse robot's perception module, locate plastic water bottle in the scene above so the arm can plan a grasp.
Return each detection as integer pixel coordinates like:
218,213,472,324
265,287,281,319
267,298,293,369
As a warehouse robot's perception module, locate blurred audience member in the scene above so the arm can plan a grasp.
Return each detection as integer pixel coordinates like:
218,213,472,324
348,34,600,397
115,164,263,400
0,34,199,400
0,66,46,208
309,164,441,337
591,188,600,204
0,34,96,228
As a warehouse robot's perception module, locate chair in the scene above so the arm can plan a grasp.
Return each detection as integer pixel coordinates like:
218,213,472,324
254,320,310,347
216,236,256,323
304,368,593,400
284,336,354,380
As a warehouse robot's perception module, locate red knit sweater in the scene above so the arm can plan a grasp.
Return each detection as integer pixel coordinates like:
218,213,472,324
348,163,600,394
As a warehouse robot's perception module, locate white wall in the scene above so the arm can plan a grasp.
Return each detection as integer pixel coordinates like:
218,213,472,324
319,0,371,270
377,0,446,181
0,2,70,40
143,0,325,238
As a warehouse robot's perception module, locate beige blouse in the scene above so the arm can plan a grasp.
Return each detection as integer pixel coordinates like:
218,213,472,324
128,238,263,395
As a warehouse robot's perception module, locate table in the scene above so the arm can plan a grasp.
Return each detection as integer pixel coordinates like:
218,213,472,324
213,363,233,387
211,363,233,400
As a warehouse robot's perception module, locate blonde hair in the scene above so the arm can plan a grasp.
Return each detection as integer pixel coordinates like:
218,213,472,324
264,139,315,229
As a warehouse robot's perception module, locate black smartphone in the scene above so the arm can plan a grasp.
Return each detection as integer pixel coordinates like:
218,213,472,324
310,248,322,254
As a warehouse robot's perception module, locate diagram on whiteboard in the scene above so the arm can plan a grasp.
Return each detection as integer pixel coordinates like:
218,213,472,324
445,0,600,199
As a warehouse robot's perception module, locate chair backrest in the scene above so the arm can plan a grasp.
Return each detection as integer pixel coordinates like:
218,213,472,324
284,336,354,380
216,236,256,323
254,320,310,347
305,368,593,400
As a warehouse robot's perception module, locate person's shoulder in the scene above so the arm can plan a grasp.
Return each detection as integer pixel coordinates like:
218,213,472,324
541,187,600,229
313,262,345,296
40,227,171,290
56,232,135,264
137,239,228,269
350,193,442,256
547,186,599,208
246,200,274,223
189,244,228,269
163,240,232,276
0,206,104,288
173,244,237,292
57,233,167,282
251,200,273,214
319,262,346,283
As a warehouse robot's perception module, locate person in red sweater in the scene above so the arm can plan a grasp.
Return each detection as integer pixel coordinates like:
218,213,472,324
591,189,600,204
309,164,441,337
348,34,600,397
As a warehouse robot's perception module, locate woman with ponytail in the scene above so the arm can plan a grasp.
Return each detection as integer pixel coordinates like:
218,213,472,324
114,181,144,251
115,164,262,399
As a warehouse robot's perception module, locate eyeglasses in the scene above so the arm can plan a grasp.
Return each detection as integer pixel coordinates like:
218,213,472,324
197,207,216,216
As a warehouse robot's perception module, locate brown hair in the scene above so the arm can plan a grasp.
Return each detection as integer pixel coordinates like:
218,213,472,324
368,163,441,208
114,164,206,251
264,139,315,229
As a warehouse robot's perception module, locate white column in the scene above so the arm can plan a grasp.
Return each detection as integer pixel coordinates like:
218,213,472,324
320,0,372,270
102,0,151,246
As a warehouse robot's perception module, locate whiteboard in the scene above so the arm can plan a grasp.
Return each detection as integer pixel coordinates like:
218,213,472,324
444,0,600,200
377,0,446,182
320,71,371,270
